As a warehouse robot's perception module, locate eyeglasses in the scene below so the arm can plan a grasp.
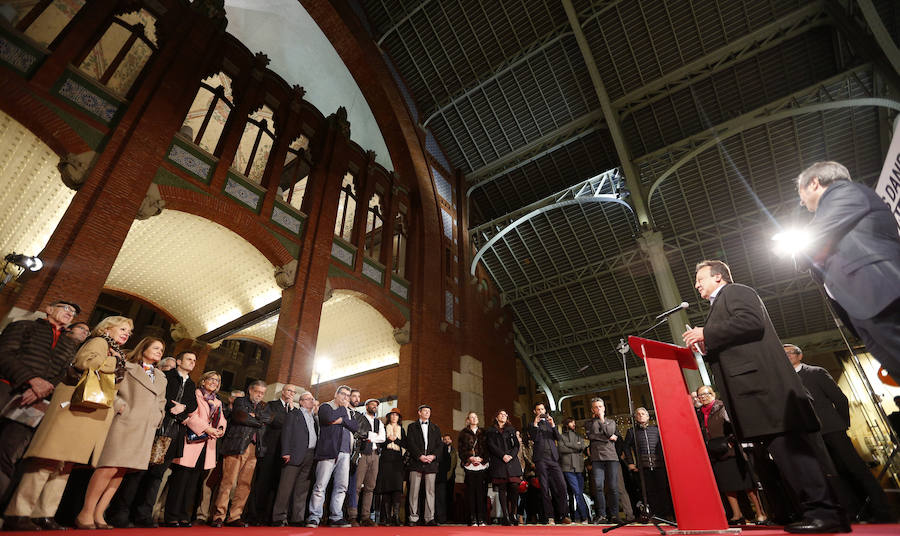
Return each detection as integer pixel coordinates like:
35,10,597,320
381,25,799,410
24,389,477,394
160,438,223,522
697,392,714,398
56,305,77,313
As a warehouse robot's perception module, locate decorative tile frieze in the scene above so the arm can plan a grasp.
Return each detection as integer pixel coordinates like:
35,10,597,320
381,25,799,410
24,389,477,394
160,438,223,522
445,290,454,324
441,208,453,240
390,276,409,301
271,204,303,235
223,175,262,212
0,35,38,75
57,77,119,123
362,259,384,284
167,144,212,181
331,240,354,267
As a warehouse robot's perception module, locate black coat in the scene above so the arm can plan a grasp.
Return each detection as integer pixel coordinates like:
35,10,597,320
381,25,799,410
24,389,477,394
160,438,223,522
486,424,522,479
0,318,77,405
281,407,318,465
703,283,819,440
262,399,291,457
219,397,272,457
528,419,559,462
406,420,442,473
796,363,850,435
806,180,900,320
457,426,487,467
158,369,197,460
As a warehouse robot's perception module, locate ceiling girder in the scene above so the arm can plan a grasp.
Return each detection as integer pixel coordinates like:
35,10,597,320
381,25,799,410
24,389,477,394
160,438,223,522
825,0,900,93
613,3,830,120
555,366,648,398
375,0,434,46
513,324,558,410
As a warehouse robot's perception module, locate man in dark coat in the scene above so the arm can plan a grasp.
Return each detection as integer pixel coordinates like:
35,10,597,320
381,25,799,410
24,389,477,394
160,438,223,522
0,299,79,526
212,380,271,527
785,344,895,523
796,161,900,380
406,404,442,526
683,260,847,533
107,350,198,527
248,384,296,525
528,402,570,525
272,389,318,526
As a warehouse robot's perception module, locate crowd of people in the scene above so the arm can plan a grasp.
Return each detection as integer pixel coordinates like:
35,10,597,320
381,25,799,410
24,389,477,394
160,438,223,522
0,160,898,531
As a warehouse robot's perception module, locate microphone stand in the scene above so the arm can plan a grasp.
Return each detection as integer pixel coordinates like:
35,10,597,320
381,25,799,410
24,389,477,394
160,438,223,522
603,337,675,535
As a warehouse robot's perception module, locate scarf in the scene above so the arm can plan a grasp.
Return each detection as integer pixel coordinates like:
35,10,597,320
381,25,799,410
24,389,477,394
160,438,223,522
99,334,127,384
700,402,714,427
200,387,220,426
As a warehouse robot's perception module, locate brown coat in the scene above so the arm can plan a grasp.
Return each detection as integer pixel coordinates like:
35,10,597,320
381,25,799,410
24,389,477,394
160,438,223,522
24,337,119,466
96,362,167,469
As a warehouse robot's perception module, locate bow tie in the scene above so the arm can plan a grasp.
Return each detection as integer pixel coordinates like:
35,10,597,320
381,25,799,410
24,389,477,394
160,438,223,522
420,421,429,425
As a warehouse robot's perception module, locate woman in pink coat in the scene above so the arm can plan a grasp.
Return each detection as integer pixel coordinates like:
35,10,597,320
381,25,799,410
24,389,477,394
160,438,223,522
163,371,226,526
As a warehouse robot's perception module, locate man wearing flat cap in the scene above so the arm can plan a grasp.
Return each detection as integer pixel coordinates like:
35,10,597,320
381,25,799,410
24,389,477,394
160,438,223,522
0,300,81,508
353,398,385,525
406,404,442,526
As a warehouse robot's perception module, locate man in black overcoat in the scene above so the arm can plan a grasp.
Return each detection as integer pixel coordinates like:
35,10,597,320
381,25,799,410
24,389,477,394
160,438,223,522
796,161,900,379
406,404,442,526
683,260,848,533
785,344,895,522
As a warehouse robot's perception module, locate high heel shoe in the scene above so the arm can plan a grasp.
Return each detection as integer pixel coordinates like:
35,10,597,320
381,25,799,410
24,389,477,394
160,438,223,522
74,518,96,530
728,517,746,526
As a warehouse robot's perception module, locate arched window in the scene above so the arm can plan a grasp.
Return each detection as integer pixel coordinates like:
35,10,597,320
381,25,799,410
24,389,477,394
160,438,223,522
233,105,275,184
6,0,86,48
364,192,384,260
78,9,157,96
392,205,408,277
334,172,356,242
181,72,234,155
279,135,309,211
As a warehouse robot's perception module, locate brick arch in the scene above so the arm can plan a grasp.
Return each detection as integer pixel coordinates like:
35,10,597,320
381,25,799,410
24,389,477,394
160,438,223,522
101,287,180,325
157,185,295,266
328,277,407,329
0,83,94,157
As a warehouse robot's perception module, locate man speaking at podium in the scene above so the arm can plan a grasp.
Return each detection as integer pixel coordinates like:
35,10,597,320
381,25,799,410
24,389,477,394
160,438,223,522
682,260,848,534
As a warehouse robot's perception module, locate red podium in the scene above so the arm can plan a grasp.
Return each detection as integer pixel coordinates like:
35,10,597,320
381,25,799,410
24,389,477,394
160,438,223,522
628,336,737,534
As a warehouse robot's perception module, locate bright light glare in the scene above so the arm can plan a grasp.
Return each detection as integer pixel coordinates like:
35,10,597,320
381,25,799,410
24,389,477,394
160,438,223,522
771,229,811,257
315,357,332,375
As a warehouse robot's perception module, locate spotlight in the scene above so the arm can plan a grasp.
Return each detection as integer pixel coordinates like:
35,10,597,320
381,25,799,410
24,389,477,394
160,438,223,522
4,253,43,272
771,229,811,257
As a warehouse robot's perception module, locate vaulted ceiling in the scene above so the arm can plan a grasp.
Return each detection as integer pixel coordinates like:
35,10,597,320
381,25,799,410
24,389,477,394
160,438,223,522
356,0,900,396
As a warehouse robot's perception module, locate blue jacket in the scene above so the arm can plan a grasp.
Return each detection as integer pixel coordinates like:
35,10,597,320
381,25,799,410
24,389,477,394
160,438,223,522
314,401,358,461
282,407,318,465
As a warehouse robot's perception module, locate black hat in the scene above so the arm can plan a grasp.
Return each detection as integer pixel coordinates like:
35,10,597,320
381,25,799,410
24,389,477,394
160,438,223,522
50,300,81,314
417,404,431,411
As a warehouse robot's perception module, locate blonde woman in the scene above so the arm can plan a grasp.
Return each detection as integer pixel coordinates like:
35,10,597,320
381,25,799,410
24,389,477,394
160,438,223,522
164,371,226,526
77,336,167,529
3,316,132,531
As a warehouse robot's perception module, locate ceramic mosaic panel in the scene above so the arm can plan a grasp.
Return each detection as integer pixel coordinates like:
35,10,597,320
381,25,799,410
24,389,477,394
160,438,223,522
271,204,303,235
57,76,119,123
167,143,212,182
331,240,354,267
223,175,262,212
0,34,39,75
362,258,384,284
390,276,409,301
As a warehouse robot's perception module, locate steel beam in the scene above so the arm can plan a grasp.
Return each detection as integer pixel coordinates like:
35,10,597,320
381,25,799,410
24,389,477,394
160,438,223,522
614,4,829,120
513,324,557,410
376,0,433,46
562,0,650,226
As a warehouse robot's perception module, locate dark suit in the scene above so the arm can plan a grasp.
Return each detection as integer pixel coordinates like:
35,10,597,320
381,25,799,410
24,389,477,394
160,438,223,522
250,399,290,523
406,420,442,523
703,282,843,524
796,364,894,521
806,180,900,378
272,407,317,523
528,419,568,521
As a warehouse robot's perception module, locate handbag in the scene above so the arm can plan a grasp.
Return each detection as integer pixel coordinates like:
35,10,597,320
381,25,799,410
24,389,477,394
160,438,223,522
186,405,220,444
706,436,732,460
70,369,115,409
149,436,172,465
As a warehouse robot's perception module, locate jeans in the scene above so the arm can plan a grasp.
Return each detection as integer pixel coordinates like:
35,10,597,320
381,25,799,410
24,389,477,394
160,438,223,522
308,452,350,523
563,472,590,521
591,460,620,519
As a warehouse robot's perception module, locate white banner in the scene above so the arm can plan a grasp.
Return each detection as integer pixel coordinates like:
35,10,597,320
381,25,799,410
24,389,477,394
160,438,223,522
875,119,900,232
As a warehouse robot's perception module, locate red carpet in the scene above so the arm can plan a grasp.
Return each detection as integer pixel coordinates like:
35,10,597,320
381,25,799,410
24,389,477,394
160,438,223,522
3,524,897,535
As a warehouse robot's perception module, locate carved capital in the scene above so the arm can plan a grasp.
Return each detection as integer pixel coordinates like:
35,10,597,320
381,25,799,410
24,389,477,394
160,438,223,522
274,259,298,289
393,320,411,345
328,106,351,138
57,151,97,190
136,183,166,220
170,322,193,342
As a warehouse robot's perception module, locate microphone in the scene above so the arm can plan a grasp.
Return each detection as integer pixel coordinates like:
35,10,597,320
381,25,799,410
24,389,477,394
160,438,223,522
655,302,689,319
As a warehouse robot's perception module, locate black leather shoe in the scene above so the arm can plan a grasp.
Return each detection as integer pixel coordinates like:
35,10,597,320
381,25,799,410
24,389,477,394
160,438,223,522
161,521,181,528
209,520,223,528
224,519,248,527
785,518,852,533
133,519,158,528
728,517,746,526
32,518,67,531
3,516,40,531
425,520,439,526
270,520,288,527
